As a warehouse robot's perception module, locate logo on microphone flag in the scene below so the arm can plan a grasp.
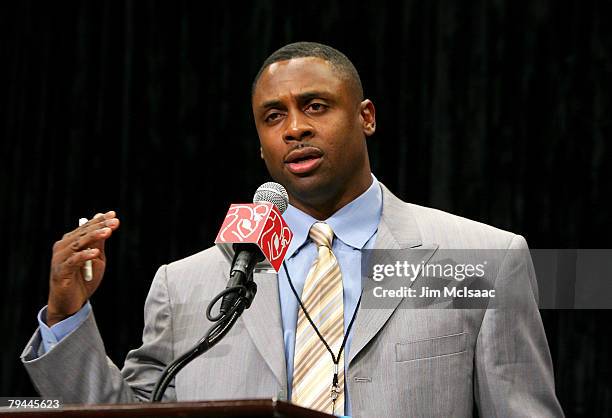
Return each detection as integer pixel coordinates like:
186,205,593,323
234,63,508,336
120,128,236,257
215,203,293,272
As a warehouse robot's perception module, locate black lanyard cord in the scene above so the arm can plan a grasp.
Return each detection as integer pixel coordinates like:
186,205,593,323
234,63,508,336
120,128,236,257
282,261,362,373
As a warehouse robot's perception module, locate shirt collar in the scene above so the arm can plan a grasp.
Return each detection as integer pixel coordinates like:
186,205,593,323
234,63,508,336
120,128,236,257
282,174,383,258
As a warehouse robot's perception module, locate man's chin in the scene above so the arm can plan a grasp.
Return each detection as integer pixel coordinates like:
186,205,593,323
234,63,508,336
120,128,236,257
284,176,336,206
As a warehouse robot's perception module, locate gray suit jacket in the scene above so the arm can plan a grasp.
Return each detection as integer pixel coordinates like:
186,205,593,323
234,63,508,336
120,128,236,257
22,184,564,417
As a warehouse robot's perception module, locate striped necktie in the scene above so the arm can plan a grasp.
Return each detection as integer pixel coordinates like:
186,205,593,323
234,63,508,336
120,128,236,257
292,222,345,415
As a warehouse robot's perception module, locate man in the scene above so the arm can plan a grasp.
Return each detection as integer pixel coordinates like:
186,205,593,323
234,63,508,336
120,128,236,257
22,42,563,417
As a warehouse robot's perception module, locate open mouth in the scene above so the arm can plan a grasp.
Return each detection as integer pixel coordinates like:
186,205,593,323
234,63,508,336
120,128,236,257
284,147,324,175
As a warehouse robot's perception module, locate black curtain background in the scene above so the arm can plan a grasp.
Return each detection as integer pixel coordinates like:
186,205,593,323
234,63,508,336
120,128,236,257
2,1,611,416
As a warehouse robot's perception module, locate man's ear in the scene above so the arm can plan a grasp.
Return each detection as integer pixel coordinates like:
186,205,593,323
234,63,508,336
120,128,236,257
360,99,376,137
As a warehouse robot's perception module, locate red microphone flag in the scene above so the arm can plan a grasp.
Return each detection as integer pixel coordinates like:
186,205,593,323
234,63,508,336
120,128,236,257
215,202,293,272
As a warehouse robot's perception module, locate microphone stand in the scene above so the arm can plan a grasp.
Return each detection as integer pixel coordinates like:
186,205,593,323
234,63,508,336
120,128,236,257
150,267,258,402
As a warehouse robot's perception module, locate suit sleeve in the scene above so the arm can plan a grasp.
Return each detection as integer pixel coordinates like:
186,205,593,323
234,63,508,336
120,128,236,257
21,265,176,403
473,235,564,417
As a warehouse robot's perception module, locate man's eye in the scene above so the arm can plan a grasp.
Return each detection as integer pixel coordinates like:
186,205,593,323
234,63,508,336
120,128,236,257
306,103,327,112
265,112,283,122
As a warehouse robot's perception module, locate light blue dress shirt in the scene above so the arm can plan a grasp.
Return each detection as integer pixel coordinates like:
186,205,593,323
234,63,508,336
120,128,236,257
279,175,382,416
36,175,383,416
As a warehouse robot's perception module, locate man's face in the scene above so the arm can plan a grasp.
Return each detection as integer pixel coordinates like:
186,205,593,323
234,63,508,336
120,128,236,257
252,57,375,213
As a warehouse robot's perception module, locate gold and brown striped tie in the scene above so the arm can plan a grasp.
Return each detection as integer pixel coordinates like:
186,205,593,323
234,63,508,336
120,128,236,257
292,222,344,415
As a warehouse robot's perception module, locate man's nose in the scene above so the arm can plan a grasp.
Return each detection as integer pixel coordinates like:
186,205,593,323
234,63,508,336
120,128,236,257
283,112,313,142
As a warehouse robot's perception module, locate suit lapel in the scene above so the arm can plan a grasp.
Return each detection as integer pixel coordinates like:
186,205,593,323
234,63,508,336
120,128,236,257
348,184,438,364
239,270,287,388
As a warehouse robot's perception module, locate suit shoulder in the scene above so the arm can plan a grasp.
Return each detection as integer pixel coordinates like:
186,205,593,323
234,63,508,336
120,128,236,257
406,202,520,249
164,245,227,278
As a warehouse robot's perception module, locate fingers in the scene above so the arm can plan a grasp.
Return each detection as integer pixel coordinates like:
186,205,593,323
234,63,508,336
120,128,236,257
79,211,120,238
52,211,120,261
62,211,118,241
63,248,100,268
51,247,101,282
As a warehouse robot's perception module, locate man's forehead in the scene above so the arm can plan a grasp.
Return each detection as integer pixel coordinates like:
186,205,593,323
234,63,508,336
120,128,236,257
264,56,333,77
253,57,345,103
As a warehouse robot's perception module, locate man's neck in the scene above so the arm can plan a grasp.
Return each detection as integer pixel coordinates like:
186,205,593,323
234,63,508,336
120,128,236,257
289,175,373,220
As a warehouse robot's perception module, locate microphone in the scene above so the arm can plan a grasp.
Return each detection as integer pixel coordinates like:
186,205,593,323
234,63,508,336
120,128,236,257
253,181,290,213
215,182,293,313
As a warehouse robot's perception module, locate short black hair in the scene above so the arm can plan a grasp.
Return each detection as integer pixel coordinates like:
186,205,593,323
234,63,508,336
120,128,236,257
251,41,364,101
